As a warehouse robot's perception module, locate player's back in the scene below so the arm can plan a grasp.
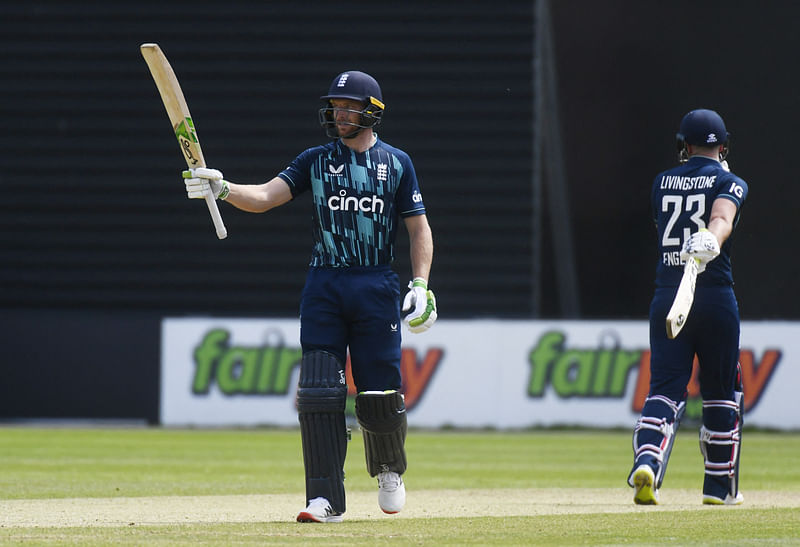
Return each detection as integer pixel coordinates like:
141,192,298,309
651,156,746,288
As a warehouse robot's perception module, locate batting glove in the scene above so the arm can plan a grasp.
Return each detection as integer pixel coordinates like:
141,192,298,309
680,229,720,273
183,167,230,200
402,277,437,333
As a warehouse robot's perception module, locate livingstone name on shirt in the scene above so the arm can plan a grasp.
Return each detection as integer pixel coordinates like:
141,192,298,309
659,175,716,191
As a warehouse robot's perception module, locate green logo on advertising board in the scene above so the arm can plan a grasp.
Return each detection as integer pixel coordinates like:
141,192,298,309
192,329,302,395
528,331,641,398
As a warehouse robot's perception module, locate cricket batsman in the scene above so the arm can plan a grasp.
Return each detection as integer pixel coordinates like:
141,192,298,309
628,109,749,505
183,70,437,522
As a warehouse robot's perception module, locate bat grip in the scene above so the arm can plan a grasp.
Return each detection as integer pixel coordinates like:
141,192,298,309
204,194,228,239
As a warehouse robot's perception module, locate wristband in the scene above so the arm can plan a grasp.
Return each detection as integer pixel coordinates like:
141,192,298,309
410,277,427,289
218,180,230,201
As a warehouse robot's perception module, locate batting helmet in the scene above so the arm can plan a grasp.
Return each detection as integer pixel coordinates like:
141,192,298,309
318,71,385,139
676,109,730,162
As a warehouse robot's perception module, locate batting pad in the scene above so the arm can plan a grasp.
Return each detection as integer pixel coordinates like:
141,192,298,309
356,391,408,477
297,351,348,513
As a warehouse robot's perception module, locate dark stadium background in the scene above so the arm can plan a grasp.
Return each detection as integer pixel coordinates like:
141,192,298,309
1,1,796,421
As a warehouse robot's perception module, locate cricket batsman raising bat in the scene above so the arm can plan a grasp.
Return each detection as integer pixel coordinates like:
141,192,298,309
140,43,227,239
175,69,437,523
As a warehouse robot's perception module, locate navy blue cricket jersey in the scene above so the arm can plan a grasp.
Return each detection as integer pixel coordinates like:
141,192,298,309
651,156,748,288
278,137,426,267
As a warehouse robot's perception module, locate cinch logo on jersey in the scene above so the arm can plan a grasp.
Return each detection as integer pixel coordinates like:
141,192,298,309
526,330,781,420
327,189,385,214
412,190,423,203
659,175,716,190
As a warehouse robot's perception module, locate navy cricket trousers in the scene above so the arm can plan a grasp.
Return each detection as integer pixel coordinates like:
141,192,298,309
299,265,403,392
648,285,741,403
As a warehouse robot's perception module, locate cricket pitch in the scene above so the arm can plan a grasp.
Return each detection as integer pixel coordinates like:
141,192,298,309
2,488,798,527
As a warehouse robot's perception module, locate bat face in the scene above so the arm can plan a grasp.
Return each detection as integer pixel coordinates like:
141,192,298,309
140,43,207,169
665,258,698,339
140,43,226,239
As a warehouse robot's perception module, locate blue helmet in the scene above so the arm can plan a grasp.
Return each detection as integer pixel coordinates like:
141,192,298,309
318,71,385,139
676,109,730,162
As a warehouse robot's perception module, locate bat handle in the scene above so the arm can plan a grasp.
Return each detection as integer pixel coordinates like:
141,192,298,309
204,194,228,239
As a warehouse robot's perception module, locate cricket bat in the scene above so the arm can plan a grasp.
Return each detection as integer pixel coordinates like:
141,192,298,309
140,43,227,239
665,257,699,339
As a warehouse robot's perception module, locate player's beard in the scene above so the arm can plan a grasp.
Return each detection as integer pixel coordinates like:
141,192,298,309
338,123,362,139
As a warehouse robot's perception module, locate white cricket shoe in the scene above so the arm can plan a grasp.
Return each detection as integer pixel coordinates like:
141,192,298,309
377,471,406,514
632,464,659,505
296,497,343,523
703,491,744,505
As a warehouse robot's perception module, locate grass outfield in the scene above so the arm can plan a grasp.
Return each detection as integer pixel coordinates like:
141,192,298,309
0,427,798,545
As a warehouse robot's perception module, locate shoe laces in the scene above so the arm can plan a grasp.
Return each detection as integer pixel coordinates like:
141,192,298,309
378,471,401,491
308,497,334,513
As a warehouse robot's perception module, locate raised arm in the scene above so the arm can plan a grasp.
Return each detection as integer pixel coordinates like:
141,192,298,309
225,176,293,213
184,168,293,213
